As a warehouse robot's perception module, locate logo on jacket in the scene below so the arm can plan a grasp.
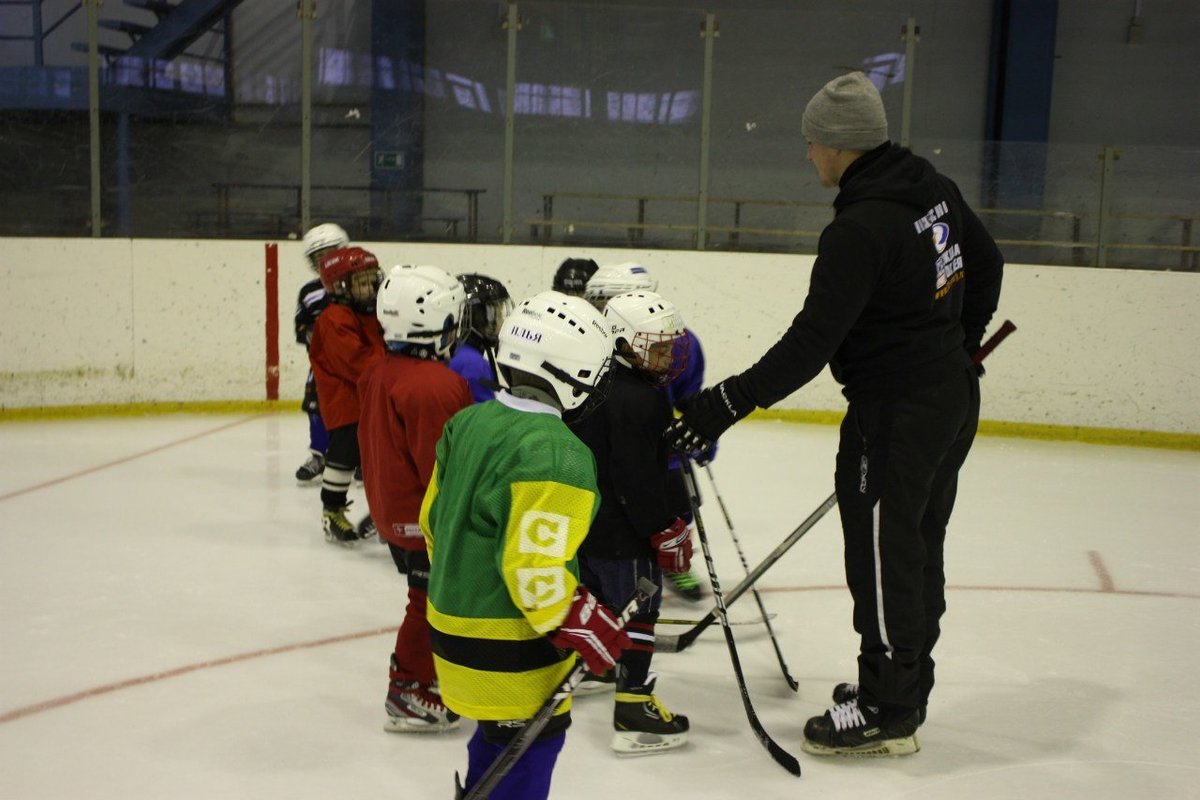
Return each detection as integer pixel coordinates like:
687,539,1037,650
931,222,950,253
518,510,570,557
516,567,567,609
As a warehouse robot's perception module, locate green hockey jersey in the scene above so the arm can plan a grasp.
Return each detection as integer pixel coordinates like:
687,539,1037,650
420,393,600,721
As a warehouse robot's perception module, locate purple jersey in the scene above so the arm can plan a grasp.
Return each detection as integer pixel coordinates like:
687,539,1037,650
449,341,497,403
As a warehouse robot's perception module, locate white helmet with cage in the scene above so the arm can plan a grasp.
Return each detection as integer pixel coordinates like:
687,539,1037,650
376,264,466,358
603,291,688,385
584,262,658,308
495,291,613,415
302,223,350,272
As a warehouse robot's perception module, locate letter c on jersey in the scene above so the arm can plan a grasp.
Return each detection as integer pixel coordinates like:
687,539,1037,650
518,510,570,558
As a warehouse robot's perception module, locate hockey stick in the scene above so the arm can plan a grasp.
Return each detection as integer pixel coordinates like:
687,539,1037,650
456,577,658,800
657,491,836,654
660,320,1017,655
681,460,801,776
704,463,799,691
658,614,776,627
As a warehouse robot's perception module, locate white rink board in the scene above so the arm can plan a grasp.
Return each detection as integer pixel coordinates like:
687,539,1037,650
1,238,1197,434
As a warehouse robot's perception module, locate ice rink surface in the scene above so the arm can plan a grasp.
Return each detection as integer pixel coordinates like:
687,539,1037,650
1,412,1198,799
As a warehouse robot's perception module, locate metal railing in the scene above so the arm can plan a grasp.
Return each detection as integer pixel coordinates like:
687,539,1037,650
209,182,486,242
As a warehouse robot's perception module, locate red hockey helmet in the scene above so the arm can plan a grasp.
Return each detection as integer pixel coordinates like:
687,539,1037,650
318,246,377,292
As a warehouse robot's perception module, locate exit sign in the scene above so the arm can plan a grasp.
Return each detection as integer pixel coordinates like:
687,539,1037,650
374,151,404,169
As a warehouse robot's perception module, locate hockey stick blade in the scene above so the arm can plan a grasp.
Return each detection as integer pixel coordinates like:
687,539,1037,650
457,577,658,800
660,319,1017,655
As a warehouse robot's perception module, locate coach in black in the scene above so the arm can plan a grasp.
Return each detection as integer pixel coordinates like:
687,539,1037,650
666,71,1004,756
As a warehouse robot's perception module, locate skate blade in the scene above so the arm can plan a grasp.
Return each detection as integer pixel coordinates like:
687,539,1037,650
610,730,688,755
383,715,460,734
800,732,919,757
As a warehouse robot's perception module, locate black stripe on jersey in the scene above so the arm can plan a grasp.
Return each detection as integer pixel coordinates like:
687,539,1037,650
430,629,565,673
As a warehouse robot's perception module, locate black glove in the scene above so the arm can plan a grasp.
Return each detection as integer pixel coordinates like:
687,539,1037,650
664,377,755,463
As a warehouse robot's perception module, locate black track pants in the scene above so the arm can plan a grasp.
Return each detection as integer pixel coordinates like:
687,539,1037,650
834,368,980,718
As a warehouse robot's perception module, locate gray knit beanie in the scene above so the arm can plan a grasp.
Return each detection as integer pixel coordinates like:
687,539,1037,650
801,71,889,151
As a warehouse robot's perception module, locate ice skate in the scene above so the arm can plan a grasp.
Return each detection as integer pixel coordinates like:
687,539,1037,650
830,682,926,725
663,569,703,602
295,453,324,485
384,681,460,733
612,676,689,755
356,515,378,541
801,698,919,757
322,505,360,546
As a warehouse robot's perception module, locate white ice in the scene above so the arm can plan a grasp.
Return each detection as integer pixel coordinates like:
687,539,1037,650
1,414,1198,799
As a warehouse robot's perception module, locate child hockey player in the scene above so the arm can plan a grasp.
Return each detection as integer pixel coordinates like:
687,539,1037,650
448,273,512,402
421,291,626,800
358,265,473,733
307,245,385,544
294,222,349,484
569,289,693,754
585,263,709,602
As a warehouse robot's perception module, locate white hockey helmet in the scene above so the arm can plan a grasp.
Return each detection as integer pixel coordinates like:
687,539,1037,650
302,223,350,272
495,291,613,416
376,264,466,358
603,291,689,385
584,262,658,309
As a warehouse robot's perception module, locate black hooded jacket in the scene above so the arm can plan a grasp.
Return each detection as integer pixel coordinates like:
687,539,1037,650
738,143,1004,404
571,363,681,559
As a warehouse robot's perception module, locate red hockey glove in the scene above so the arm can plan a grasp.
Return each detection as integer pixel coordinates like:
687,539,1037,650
547,587,631,675
650,517,693,573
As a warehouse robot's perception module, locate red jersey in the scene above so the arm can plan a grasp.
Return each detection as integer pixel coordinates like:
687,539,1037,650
357,354,473,550
308,303,385,430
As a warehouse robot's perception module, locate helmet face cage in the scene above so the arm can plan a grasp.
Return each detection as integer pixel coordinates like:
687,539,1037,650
603,291,687,386
495,291,613,413
457,274,513,348
629,329,689,386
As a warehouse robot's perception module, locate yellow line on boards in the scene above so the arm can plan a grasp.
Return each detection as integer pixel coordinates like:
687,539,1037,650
0,401,1196,452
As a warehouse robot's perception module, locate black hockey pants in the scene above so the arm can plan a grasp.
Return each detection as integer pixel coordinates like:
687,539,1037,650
834,367,980,721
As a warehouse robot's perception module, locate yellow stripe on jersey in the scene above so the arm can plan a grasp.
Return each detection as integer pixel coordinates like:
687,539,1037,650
434,654,575,721
419,461,439,557
427,601,545,641
502,480,596,634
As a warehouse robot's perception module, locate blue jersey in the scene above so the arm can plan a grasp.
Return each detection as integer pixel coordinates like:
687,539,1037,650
665,328,713,467
449,341,497,403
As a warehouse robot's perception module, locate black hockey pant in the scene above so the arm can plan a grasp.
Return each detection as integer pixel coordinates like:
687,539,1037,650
834,367,980,720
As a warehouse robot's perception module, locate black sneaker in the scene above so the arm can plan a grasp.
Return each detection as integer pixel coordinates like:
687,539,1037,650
831,683,926,725
295,453,324,485
802,698,919,757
